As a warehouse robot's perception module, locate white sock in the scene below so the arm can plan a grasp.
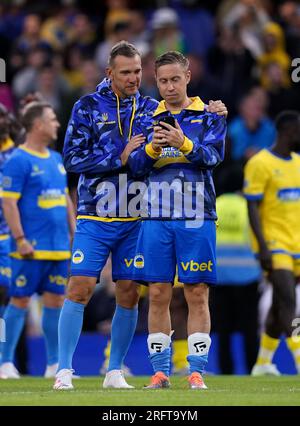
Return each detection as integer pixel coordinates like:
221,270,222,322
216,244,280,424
147,333,171,354
188,333,211,356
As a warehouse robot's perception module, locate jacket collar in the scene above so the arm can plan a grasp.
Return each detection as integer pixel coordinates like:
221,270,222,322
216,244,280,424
153,96,205,117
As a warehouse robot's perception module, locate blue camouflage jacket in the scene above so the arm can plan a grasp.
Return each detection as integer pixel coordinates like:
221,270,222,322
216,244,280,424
128,97,227,220
63,78,158,219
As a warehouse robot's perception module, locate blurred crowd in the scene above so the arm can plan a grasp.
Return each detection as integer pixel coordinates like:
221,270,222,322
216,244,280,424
1,0,300,374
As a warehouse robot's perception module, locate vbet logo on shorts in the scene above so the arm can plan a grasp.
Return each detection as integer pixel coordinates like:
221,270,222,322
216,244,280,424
181,260,213,272
95,174,205,228
72,249,84,264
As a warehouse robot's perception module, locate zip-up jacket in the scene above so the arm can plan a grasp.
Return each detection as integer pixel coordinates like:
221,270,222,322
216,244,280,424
63,78,158,219
129,97,227,220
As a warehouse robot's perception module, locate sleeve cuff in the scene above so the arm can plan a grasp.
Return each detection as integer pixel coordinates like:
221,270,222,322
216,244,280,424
243,193,264,201
2,191,21,199
180,137,194,155
145,143,162,159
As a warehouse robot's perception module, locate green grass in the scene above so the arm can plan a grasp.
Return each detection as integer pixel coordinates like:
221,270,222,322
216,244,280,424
0,376,300,406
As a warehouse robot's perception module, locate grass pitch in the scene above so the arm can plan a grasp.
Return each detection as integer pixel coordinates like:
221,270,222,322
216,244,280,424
0,376,300,406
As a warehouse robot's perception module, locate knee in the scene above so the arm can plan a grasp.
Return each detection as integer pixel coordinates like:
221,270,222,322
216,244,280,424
116,280,140,308
150,284,171,307
45,294,64,308
185,285,208,309
11,297,30,309
67,277,95,305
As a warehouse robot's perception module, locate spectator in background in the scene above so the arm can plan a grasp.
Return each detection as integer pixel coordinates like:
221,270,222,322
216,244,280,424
264,62,299,119
70,14,97,58
128,9,150,53
150,8,187,58
187,54,222,102
139,52,160,100
228,88,276,164
278,1,300,59
258,22,291,90
207,25,256,117
34,64,71,115
12,46,52,100
173,1,215,57
210,169,261,374
40,7,73,52
95,20,133,74
103,0,131,38
62,44,85,91
14,14,50,56
220,0,270,59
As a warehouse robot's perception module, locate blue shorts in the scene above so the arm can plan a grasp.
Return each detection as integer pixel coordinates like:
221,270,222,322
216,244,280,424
133,220,217,285
70,219,141,281
10,259,68,297
0,237,11,288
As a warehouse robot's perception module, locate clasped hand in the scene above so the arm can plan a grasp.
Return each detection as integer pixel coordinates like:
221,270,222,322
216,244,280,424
152,120,184,152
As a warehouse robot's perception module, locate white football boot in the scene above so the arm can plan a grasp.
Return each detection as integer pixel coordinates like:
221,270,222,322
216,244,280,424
103,369,134,389
44,363,59,378
0,362,20,379
251,363,281,376
45,363,80,379
53,368,74,390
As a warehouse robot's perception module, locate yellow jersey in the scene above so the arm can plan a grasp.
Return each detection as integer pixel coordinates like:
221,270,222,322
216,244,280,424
244,149,300,255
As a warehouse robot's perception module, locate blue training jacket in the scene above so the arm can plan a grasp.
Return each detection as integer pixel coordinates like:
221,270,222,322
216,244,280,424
63,78,158,219
128,97,227,220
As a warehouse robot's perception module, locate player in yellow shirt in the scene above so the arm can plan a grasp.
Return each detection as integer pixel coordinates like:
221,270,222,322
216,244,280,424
244,110,300,375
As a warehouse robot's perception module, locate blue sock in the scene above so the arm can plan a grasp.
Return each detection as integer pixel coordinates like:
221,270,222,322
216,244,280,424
149,347,171,376
57,299,84,370
42,306,61,366
1,304,27,363
187,354,208,374
108,305,138,371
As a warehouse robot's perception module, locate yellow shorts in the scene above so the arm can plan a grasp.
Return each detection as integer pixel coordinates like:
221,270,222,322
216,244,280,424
272,253,300,277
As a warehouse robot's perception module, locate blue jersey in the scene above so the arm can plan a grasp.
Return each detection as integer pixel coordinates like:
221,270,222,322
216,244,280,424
63,78,158,220
0,138,15,237
3,146,70,260
129,97,227,220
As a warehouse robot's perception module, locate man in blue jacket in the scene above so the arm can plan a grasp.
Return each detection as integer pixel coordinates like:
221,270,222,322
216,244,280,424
54,42,227,390
131,51,227,389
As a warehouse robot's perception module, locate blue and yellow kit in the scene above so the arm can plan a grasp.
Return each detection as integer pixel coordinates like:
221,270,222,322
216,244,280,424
63,78,158,279
131,98,227,285
2,146,70,296
63,78,158,219
129,97,226,220
0,137,15,287
244,148,300,275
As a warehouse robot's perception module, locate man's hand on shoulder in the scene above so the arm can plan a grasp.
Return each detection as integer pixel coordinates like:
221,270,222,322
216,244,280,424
207,100,228,117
